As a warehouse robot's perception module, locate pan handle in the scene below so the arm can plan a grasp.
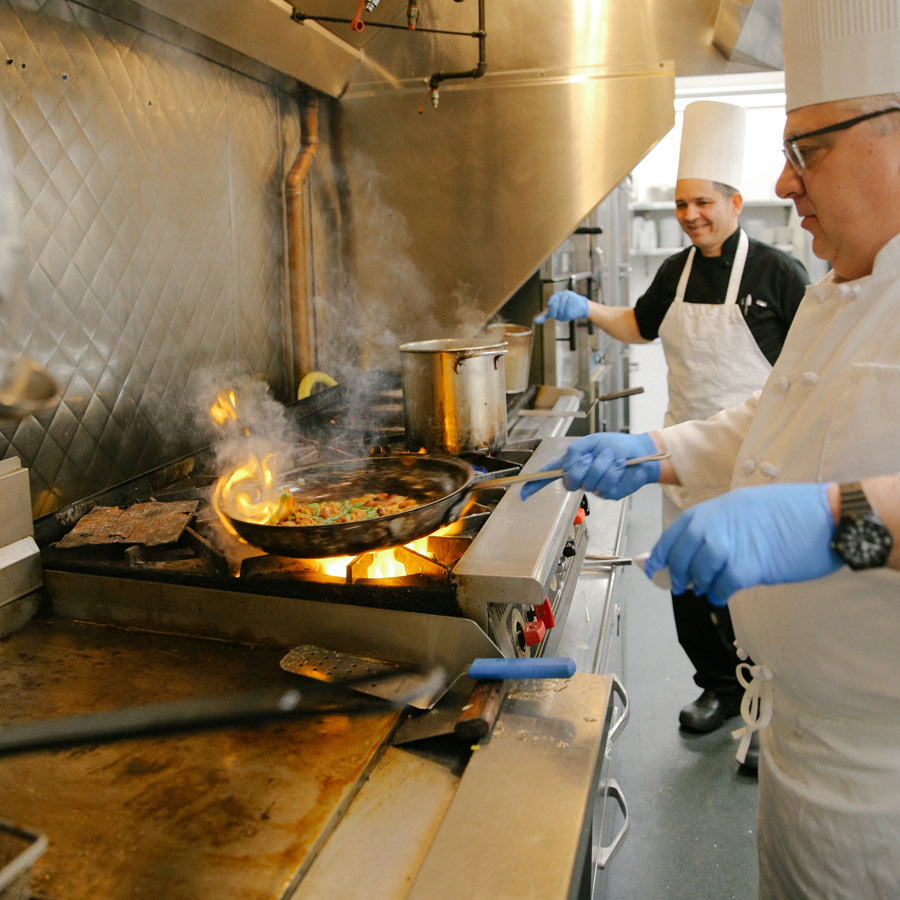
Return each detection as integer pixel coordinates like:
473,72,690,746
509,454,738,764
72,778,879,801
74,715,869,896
472,469,565,490
595,385,645,402
578,384,645,421
472,454,667,492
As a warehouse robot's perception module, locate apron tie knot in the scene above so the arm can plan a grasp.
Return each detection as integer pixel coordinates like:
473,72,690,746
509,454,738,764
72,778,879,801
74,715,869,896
732,654,774,765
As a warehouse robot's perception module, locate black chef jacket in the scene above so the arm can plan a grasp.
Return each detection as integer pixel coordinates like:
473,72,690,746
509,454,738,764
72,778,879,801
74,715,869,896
633,227,810,365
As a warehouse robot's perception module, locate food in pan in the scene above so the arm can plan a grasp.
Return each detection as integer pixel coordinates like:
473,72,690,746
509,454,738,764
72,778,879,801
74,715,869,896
268,490,420,526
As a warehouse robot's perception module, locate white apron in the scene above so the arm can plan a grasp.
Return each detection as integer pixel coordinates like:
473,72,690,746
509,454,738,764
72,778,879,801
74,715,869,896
657,230,772,526
721,256,900,899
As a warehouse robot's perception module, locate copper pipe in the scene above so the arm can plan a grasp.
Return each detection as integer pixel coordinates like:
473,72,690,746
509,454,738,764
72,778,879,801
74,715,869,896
286,97,319,388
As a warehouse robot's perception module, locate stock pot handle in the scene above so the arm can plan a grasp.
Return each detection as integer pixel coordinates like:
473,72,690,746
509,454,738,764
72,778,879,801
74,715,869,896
453,348,509,372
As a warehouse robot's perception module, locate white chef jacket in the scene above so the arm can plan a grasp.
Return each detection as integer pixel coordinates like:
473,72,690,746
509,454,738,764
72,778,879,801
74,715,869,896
661,231,900,900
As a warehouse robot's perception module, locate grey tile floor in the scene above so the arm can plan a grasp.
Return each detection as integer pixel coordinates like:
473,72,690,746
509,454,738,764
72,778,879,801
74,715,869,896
600,484,759,900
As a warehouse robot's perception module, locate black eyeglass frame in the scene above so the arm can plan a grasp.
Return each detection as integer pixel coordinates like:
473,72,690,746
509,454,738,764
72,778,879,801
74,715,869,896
782,106,900,174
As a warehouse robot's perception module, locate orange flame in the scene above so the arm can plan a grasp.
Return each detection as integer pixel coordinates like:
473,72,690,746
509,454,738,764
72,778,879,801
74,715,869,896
306,521,460,578
210,390,239,426
212,453,280,538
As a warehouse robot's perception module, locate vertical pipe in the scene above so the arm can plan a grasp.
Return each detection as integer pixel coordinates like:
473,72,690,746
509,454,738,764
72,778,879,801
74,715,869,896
286,96,319,387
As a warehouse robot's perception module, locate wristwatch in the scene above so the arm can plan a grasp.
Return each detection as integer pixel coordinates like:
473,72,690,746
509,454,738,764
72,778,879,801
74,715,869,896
830,482,893,570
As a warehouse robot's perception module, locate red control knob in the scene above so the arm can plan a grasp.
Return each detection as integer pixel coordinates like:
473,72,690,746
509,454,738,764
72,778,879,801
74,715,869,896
523,618,547,646
574,508,586,526
535,598,555,629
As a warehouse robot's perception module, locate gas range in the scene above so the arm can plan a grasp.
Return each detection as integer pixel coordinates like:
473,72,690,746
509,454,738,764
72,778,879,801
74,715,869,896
34,371,590,663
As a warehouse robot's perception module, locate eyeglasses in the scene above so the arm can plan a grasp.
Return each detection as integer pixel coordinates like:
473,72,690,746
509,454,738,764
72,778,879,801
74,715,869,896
782,106,900,175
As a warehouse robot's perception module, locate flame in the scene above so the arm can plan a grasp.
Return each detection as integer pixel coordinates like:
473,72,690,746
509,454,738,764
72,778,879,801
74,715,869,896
314,522,459,579
318,555,355,577
369,551,406,579
213,453,280,537
210,390,239,426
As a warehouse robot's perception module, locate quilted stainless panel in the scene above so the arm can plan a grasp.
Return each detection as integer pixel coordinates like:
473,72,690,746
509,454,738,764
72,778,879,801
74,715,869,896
0,0,296,515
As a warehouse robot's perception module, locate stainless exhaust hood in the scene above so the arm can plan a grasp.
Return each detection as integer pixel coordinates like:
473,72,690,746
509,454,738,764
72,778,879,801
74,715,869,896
132,0,778,364
713,0,783,69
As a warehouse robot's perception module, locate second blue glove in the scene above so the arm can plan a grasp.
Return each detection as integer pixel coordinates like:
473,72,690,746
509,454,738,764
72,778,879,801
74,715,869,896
644,482,842,606
521,431,661,501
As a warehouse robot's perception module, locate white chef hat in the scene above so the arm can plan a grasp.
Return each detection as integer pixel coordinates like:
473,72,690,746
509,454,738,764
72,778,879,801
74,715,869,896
676,101,746,190
783,0,900,111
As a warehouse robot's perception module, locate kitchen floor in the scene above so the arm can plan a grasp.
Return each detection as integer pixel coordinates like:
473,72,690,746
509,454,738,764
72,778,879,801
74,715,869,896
600,483,759,899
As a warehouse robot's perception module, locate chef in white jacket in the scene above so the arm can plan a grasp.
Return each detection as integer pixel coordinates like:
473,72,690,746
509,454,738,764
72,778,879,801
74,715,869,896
534,103,809,746
523,0,900,895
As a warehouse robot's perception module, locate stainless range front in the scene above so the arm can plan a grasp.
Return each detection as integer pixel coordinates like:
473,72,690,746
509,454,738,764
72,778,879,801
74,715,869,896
33,373,591,669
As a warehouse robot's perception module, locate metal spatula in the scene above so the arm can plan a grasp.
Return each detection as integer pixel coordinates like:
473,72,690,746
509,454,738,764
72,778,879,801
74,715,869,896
280,644,447,709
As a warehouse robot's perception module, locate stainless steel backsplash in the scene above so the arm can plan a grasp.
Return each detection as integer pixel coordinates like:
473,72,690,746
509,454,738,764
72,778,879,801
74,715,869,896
1,0,301,515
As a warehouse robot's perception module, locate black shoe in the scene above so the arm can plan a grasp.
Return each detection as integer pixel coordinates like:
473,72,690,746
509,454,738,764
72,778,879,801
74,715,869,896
679,689,742,733
738,730,760,775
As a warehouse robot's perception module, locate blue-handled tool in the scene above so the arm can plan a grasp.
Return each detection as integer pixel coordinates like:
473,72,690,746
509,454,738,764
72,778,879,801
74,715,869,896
468,657,576,681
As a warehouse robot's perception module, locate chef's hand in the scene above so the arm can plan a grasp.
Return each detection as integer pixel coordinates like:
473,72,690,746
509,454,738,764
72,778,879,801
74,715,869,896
644,483,842,606
534,290,590,324
521,432,660,501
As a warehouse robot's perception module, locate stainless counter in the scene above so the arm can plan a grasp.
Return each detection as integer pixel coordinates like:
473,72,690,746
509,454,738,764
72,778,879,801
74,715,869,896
0,593,616,899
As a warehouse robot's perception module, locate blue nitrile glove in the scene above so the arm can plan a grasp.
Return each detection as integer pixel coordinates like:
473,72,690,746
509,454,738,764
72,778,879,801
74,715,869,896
534,290,590,324
521,431,660,501
644,483,842,607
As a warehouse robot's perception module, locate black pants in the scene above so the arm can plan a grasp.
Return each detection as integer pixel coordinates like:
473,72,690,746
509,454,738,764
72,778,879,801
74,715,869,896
672,588,747,701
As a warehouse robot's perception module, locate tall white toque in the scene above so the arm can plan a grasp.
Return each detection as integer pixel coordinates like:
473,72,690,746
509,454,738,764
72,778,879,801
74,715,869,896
783,0,900,111
676,100,746,191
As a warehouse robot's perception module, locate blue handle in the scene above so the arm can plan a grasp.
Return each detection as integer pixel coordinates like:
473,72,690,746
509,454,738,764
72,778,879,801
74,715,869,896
468,657,576,681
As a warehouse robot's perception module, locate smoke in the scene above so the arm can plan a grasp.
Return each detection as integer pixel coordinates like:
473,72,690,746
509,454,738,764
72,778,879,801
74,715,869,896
446,282,496,339
188,366,299,470
182,365,315,562
314,151,495,381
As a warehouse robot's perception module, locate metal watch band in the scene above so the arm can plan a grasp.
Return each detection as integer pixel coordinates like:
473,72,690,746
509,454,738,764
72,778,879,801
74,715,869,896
839,482,871,517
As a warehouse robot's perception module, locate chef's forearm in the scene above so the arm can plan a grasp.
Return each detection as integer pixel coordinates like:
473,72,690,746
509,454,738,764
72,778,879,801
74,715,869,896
826,476,900,570
586,302,648,344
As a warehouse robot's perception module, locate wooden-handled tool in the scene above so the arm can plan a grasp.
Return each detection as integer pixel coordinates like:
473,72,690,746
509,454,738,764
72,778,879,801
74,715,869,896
519,385,646,418
454,680,507,742
454,657,576,742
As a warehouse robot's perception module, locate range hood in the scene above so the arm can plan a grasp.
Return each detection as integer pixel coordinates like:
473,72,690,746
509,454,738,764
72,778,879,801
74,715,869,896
131,0,778,359
713,0,783,69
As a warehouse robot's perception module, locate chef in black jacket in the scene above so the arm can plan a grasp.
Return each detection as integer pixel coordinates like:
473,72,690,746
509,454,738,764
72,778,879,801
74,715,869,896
535,101,809,763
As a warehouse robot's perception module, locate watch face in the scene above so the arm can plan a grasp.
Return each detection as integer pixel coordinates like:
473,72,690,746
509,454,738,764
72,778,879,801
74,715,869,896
832,513,894,570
